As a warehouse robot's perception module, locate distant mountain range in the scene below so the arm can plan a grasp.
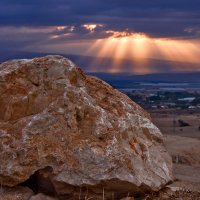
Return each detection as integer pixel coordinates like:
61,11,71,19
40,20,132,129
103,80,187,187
1,51,200,84
88,72,200,88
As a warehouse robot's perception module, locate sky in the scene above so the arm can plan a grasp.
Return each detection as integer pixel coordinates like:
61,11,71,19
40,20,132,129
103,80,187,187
1,0,200,73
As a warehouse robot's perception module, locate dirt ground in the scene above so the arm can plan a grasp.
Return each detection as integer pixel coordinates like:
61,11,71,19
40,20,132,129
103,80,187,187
151,110,200,195
151,111,200,139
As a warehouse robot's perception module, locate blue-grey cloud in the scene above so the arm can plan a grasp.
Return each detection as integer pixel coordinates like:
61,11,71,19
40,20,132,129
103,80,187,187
0,0,200,38
1,0,200,66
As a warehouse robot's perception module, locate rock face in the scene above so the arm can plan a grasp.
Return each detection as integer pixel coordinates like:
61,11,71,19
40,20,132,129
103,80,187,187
0,56,173,199
0,186,33,200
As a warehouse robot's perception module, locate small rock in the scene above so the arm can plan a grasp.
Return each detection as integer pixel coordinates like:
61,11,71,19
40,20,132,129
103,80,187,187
29,193,57,200
120,197,135,200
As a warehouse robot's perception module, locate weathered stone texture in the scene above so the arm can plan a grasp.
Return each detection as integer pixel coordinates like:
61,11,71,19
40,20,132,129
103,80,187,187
0,56,173,199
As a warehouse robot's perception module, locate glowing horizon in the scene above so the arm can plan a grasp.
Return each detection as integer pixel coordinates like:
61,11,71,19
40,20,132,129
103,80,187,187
83,30,200,73
19,25,200,74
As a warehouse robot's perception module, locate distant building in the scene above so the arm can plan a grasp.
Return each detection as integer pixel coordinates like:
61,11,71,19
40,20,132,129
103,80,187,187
163,102,176,106
178,97,196,102
160,88,186,92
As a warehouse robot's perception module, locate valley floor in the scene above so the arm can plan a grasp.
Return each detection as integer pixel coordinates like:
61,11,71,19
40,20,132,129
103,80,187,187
151,110,200,198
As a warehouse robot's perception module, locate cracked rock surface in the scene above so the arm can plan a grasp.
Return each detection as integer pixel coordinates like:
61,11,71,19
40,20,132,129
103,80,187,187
0,56,173,199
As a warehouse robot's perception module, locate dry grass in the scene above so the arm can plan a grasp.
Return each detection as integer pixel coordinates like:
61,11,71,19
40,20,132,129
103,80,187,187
141,189,200,200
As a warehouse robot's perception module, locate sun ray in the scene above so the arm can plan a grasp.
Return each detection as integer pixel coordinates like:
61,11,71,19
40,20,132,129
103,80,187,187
45,29,200,74
111,37,129,72
86,38,118,72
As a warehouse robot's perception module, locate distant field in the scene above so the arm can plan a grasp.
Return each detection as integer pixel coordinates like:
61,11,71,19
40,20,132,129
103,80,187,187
151,109,200,191
151,109,200,139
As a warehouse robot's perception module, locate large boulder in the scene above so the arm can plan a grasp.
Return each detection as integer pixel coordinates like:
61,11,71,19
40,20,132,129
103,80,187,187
0,56,173,199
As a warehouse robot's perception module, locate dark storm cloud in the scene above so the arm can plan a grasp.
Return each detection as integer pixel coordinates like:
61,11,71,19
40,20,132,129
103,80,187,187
1,0,200,38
